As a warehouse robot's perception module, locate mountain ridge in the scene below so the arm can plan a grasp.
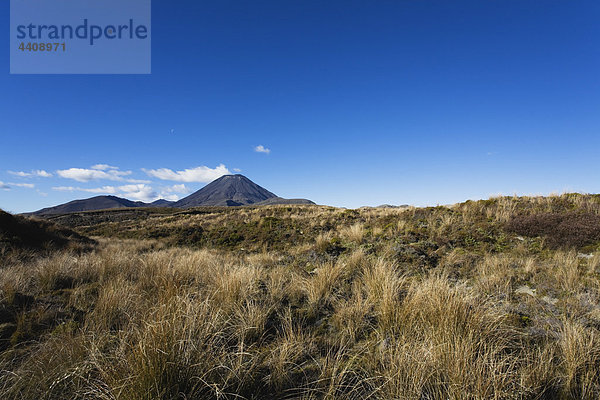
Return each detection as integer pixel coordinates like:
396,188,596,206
28,175,314,215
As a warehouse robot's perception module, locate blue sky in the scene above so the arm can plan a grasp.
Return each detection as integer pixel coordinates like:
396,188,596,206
1,0,599,213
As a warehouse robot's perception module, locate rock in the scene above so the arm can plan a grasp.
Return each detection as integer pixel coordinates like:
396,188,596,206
378,337,391,352
541,296,558,305
515,286,536,297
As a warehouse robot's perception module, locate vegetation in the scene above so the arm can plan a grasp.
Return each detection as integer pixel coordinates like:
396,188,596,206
1,193,600,399
0,209,94,261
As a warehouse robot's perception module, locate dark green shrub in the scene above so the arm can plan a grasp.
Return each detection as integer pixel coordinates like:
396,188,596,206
506,212,600,248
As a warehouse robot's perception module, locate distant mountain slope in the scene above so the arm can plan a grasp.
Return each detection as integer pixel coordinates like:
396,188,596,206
150,199,175,207
28,175,314,215
172,174,278,208
31,195,148,216
254,197,315,206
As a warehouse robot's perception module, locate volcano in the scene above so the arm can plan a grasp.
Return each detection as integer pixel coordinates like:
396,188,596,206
173,174,279,207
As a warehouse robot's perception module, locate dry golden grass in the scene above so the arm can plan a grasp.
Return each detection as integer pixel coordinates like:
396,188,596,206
1,194,600,399
339,223,366,244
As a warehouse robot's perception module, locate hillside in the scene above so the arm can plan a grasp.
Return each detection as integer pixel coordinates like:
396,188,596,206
2,194,600,399
44,193,600,253
0,209,94,257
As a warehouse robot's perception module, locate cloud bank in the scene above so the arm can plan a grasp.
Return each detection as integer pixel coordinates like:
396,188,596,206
9,163,228,202
91,164,119,171
55,166,148,183
9,183,35,188
52,184,159,202
56,167,132,182
144,164,230,183
0,182,35,190
52,186,118,194
9,170,52,178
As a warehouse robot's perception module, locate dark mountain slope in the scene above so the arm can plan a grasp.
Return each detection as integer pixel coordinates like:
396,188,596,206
172,175,278,208
30,195,147,216
150,199,175,207
254,197,315,206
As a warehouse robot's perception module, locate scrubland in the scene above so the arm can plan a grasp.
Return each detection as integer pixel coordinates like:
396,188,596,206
1,194,600,399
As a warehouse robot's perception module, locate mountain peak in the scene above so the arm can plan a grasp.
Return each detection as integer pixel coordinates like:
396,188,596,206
172,174,277,208
219,174,249,179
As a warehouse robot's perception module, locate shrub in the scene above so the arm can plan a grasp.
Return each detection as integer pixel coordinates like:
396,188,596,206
506,212,600,248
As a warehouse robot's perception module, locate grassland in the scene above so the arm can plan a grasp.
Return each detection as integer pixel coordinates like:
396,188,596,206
1,194,600,399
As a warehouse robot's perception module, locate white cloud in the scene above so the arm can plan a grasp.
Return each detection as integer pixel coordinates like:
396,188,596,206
34,170,53,177
0,181,10,190
233,168,242,173
119,184,146,192
52,186,117,194
8,169,52,178
8,183,35,188
161,194,180,202
51,182,182,203
144,164,230,183
85,186,118,194
91,164,118,171
56,167,132,182
254,145,271,154
52,184,156,201
157,184,191,201
125,178,152,184
118,184,157,202
163,184,190,194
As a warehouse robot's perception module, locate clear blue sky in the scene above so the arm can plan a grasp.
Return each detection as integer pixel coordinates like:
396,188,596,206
1,0,599,213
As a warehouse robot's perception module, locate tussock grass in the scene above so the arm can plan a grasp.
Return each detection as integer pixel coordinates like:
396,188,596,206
1,194,600,398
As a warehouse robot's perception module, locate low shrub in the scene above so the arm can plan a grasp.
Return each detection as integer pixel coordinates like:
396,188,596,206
506,212,600,248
